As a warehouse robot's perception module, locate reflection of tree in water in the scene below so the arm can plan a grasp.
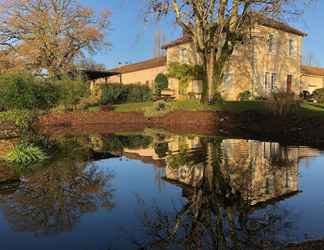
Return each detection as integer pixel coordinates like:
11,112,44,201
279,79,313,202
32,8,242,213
135,138,295,250
101,134,153,154
0,137,114,236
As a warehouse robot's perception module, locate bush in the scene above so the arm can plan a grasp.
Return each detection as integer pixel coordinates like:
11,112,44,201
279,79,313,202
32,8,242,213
154,142,169,158
312,88,324,103
266,90,300,116
209,92,224,104
0,110,35,129
0,72,59,110
154,73,168,93
7,143,47,168
153,100,169,111
238,91,252,101
54,77,89,110
101,84,152,105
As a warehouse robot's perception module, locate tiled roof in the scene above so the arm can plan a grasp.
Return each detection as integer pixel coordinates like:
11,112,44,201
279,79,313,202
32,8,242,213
302,65,324,77
109,56,166,74
255,13,307,37
161,36,192,49
162,14,307,49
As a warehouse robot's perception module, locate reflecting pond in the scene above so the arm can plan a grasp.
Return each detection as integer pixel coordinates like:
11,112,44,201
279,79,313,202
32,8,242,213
1,130,324,250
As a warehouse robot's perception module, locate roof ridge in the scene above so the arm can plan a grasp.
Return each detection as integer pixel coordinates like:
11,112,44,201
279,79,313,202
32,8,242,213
109,56,166,74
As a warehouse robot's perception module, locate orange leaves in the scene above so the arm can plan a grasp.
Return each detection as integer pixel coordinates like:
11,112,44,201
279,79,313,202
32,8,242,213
0,0,111,77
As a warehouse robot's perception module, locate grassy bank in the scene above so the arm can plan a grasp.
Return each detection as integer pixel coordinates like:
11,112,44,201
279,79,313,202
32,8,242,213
113,100,267,113
110,100,324,119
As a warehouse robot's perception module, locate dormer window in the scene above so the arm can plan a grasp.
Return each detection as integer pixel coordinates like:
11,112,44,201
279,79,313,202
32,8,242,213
268,34,274,53
289,39,294,56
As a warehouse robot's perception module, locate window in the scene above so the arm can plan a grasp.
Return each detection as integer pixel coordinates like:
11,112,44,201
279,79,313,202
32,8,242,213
271,73,277,90
287,74,293,92
265,72,277,92
265,72,270,90
288,39,294,56
179,48,189,64
223,73,233,88
268,34,274,53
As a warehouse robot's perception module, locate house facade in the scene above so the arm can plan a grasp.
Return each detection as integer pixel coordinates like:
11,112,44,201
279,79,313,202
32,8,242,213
96,15,324,100
301,65,324,93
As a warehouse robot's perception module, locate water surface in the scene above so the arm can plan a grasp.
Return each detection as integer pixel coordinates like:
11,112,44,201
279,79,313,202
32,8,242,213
0,131,324,250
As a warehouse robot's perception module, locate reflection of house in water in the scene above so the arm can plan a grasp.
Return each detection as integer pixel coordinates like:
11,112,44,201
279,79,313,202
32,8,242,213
221,139,300,206
165,138,320,206
88,132,320,207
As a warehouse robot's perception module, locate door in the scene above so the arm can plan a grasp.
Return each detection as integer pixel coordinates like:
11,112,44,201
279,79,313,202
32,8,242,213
287,75,292,92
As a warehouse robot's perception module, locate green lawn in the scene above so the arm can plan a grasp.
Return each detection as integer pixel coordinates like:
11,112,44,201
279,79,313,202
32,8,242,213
113,101,154,112
113,100,267,113
297,102,324,118
87,99,324,119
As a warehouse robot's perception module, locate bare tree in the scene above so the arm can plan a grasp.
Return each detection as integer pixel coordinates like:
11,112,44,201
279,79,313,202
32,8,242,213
147,0,313,103
0,0,110,77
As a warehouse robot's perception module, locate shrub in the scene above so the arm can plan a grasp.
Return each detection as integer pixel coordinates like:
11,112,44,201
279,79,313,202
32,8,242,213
312,88,324,103
154,73,168,94
266,90,300,116
0,72,63,111
101,84,152,105
7,143,47,168
54,77,89,110
238,91,252,101
209,92,224,104
154,142,169,158
127,84,152,103
144,100,172,117
0,110,35,129
154,100,169,111
0,72,59,110
34,81,61,110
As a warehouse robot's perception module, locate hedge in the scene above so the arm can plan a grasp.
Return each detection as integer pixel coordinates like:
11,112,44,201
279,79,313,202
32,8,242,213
101,83,152,105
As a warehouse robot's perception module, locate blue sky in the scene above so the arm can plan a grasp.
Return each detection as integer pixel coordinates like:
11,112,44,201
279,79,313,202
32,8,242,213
81,0,324,69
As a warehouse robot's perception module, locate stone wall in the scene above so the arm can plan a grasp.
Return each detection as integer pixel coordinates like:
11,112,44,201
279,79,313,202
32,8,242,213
301,74,324,93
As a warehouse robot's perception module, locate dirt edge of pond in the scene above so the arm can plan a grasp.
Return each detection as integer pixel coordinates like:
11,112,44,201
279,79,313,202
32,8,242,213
37,110,324,147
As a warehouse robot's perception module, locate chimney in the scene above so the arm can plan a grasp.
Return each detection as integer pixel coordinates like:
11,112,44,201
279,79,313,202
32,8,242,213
182,27,192,38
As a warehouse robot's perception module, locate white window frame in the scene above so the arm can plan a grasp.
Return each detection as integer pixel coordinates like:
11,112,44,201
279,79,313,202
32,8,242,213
288,39,294,57
271,73,277,90
223,72,233,89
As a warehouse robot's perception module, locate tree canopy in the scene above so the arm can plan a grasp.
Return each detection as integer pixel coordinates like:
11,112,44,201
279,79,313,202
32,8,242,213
0,0,110,77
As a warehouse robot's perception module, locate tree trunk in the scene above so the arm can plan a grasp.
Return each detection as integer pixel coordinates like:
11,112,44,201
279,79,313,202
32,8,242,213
201,56,209,104
201,53,217,104
207,55,215,102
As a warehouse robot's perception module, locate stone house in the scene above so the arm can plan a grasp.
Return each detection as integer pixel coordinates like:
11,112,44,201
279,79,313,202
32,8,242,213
301,65,324,93
94,15,324,100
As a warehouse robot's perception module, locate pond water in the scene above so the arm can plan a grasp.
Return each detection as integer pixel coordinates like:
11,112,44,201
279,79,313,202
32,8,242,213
1,130,324,250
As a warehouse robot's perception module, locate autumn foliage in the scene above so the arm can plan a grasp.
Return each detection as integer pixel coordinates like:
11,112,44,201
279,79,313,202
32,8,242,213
0,0,110,77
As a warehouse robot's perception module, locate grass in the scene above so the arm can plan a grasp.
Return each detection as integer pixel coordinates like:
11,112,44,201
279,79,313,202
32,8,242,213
87,99,324,119
113,101,154,112
112,100,267,113
297,102,324,118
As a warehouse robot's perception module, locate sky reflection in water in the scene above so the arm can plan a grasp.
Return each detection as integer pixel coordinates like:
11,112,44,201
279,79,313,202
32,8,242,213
0,131,323,250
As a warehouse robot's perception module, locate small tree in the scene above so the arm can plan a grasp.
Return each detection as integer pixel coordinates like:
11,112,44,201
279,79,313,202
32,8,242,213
154,73,169,94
